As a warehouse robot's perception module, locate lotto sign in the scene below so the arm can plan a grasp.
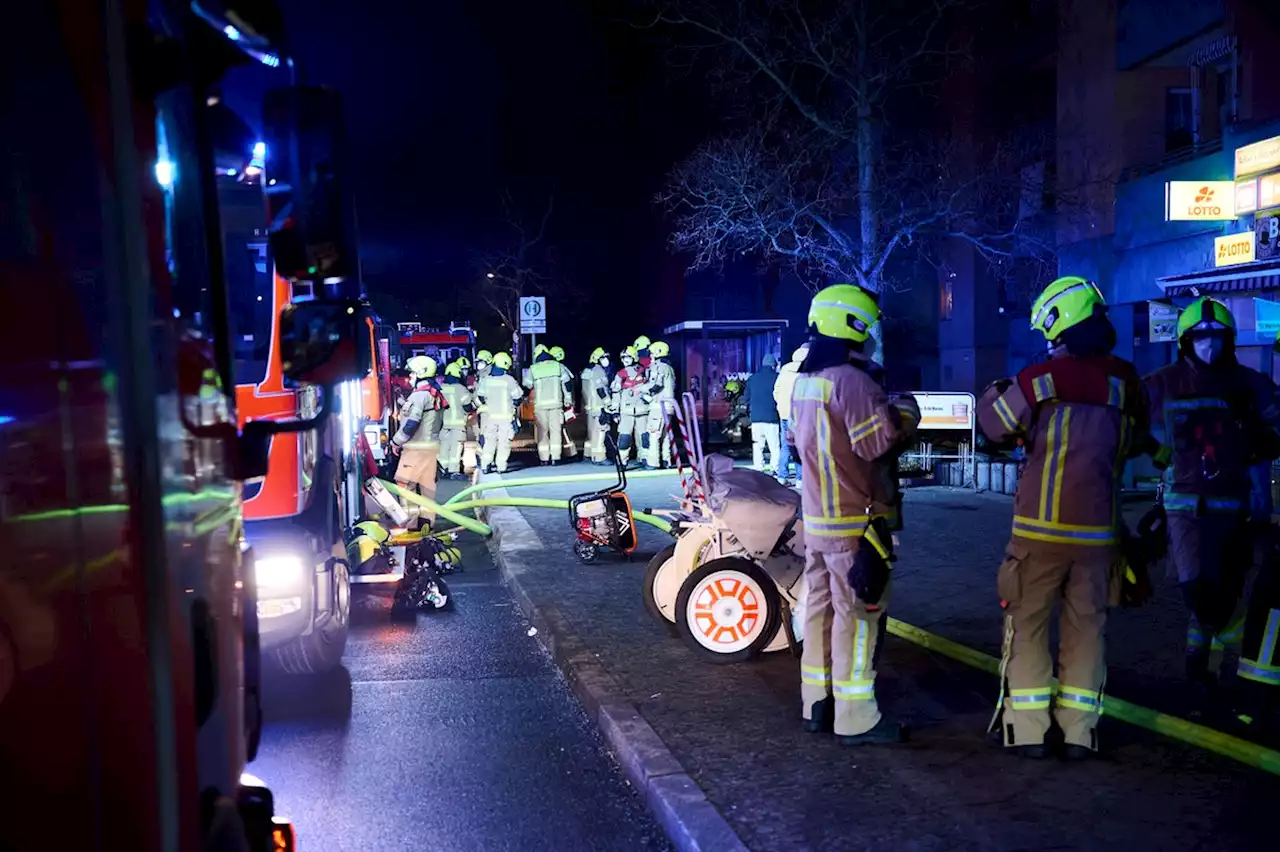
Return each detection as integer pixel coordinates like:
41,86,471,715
1214,231,1256,267
1164,181,1236,221
519,296,547,334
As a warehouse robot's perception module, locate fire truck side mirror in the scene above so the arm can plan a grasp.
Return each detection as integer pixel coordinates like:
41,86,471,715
279,298,371,386
261,85,361,299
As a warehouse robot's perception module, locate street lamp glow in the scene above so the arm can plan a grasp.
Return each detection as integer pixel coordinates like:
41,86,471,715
486,272,495,279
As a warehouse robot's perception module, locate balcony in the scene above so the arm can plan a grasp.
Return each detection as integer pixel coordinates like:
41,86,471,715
1119,138,1224,183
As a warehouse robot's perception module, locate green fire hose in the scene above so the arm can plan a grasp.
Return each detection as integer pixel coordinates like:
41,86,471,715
379,480,492,536
445,467,685,506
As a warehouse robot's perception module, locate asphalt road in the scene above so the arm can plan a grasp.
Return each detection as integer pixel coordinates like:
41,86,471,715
251,519,670,852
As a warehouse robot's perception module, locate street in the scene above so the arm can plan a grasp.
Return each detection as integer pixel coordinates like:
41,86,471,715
252,486,670,852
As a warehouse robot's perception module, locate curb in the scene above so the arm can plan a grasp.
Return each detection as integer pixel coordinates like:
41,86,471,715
478,492,749,852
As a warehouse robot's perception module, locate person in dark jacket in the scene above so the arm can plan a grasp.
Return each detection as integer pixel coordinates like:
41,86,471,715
746,353,781,472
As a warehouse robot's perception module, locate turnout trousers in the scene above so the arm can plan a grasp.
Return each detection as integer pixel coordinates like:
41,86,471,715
534,408,564,462
996,540,1113,750
394,444,439,530
479,418,514,473
800,545,890,737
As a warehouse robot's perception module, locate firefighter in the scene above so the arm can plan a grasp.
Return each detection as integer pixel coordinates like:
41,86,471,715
642,340,678,469
635,335,653,370
1145,297,1280,723
611,346,648,466
792,284,918,745
391,354,447,530
525,344,570,465
476,352,524,474
550,345,578,460
439,361,476,479
582,347,612,464
474,349,493,384
977,276,1153,759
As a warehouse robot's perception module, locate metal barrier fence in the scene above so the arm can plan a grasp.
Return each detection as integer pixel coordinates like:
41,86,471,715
898,391,977,490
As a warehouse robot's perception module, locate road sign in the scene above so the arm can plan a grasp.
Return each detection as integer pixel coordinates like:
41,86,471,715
519,296,546,334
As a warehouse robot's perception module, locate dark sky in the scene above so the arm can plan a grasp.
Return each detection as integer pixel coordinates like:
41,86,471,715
225,0,713,345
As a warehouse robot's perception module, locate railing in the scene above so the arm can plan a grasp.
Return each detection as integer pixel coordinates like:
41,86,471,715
1119,138,1224,182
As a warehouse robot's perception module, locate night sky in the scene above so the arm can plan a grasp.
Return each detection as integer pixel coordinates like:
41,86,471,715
226,0,714,352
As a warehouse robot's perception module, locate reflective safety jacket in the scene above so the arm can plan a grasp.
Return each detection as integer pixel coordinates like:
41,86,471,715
526,359,568,410
580,364,609,412
774,360,802,421
643,360,677,405
611,366,649,416
977,355,1149,548
790,362,918,552
393,379,447,449
1145,358,1280,515
440,381,475,430
477,372,525,420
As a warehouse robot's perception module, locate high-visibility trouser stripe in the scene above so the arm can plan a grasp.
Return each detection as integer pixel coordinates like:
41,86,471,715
1163,493,1244,513
1260,609,1280,668
1009,688,1052,711
804,514,871,538
801,665,831,687
1217,615,1247,648
850,413,884,445
1012,516,1116,546
993,395,1019,433
1056,687,1102,713
836,619,875,701
816,413,839,518
1237,658,1280,686
1187,625,1209,650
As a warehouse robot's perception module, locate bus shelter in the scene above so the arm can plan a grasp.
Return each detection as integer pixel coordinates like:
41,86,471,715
660,319,788,445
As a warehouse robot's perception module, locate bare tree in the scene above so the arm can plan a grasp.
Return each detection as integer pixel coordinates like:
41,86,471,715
472,191,558,366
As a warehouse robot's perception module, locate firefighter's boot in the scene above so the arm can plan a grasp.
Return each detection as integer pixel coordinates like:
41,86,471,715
837,717,908,746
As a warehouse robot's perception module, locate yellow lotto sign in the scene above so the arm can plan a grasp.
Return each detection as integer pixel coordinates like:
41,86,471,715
1165,181,1236,221
1215,231,1256,267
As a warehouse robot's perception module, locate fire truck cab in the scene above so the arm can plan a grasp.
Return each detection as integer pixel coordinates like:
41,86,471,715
1,1,373,848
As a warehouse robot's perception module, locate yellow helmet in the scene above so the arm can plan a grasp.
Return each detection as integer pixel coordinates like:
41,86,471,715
476,349,493,364
724,379,743,395
808,284,880,343
454,355,471,370
1177,296,1235,341
589,346,607,363
634,335,651,350
550,345,566,361
533,343,549,358
354,520,390,543
444,361,464,378
649,340,670,358
621,346,639,362
1030,276,1106,342
493,351,513,370
406,355,437,379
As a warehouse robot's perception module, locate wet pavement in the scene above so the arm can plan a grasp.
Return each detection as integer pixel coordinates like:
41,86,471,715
486,458,1277,850
251,478,669,852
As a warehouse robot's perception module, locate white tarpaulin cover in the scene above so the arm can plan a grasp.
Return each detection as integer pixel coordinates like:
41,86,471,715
700,454,800,559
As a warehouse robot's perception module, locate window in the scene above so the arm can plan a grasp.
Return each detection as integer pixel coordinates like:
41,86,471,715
221,180,275,385
1166,88,1194,153
941,280,954,321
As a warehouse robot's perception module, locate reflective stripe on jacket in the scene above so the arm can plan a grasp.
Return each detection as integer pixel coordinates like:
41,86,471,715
790,362,916,552
527,360,566,410
393,380,446,449
581,365,609,412
440,383,473,429
477,373,524,420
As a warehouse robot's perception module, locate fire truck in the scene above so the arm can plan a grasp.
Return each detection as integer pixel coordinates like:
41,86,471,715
0,1,372,849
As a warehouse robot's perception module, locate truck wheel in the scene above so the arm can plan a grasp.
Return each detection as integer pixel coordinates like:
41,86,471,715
273,559,350,675
675,557,781,664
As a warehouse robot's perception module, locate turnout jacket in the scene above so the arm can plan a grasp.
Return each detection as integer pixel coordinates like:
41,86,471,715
790,361,919,552
978,355,1149,548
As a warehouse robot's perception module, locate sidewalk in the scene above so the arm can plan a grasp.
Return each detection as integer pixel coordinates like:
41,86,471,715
479,459,1278,851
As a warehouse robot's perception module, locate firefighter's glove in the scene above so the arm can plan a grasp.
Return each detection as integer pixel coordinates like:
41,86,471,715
848,520,894,605
1136,503,1168,562
1120,557,1153,608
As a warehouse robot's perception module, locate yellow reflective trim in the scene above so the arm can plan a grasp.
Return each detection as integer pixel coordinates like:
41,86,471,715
806,526,867,538
1013,528,1117,546
1051,407,1072,523
1038,408,1058,520
993,396,1018,433
1013,516,1115,533
794,377,832,403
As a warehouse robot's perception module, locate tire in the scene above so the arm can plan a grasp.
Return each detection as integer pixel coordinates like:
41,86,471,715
574,540,599,563
642,543,679,634
272,558,351,675
675,557,781,664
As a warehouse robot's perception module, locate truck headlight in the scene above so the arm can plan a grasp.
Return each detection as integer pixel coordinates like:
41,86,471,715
255,553,309,591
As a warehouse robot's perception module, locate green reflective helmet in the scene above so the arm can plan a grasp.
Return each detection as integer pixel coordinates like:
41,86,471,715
550,345,566,361
1177,296,1236,341
808,284,880,343
476,349,493,365
354,520,390,543
649,340,670,358
1030,276,1106,342
589,346,607,363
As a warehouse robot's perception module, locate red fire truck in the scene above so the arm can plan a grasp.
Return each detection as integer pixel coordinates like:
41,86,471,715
0,2,372,849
